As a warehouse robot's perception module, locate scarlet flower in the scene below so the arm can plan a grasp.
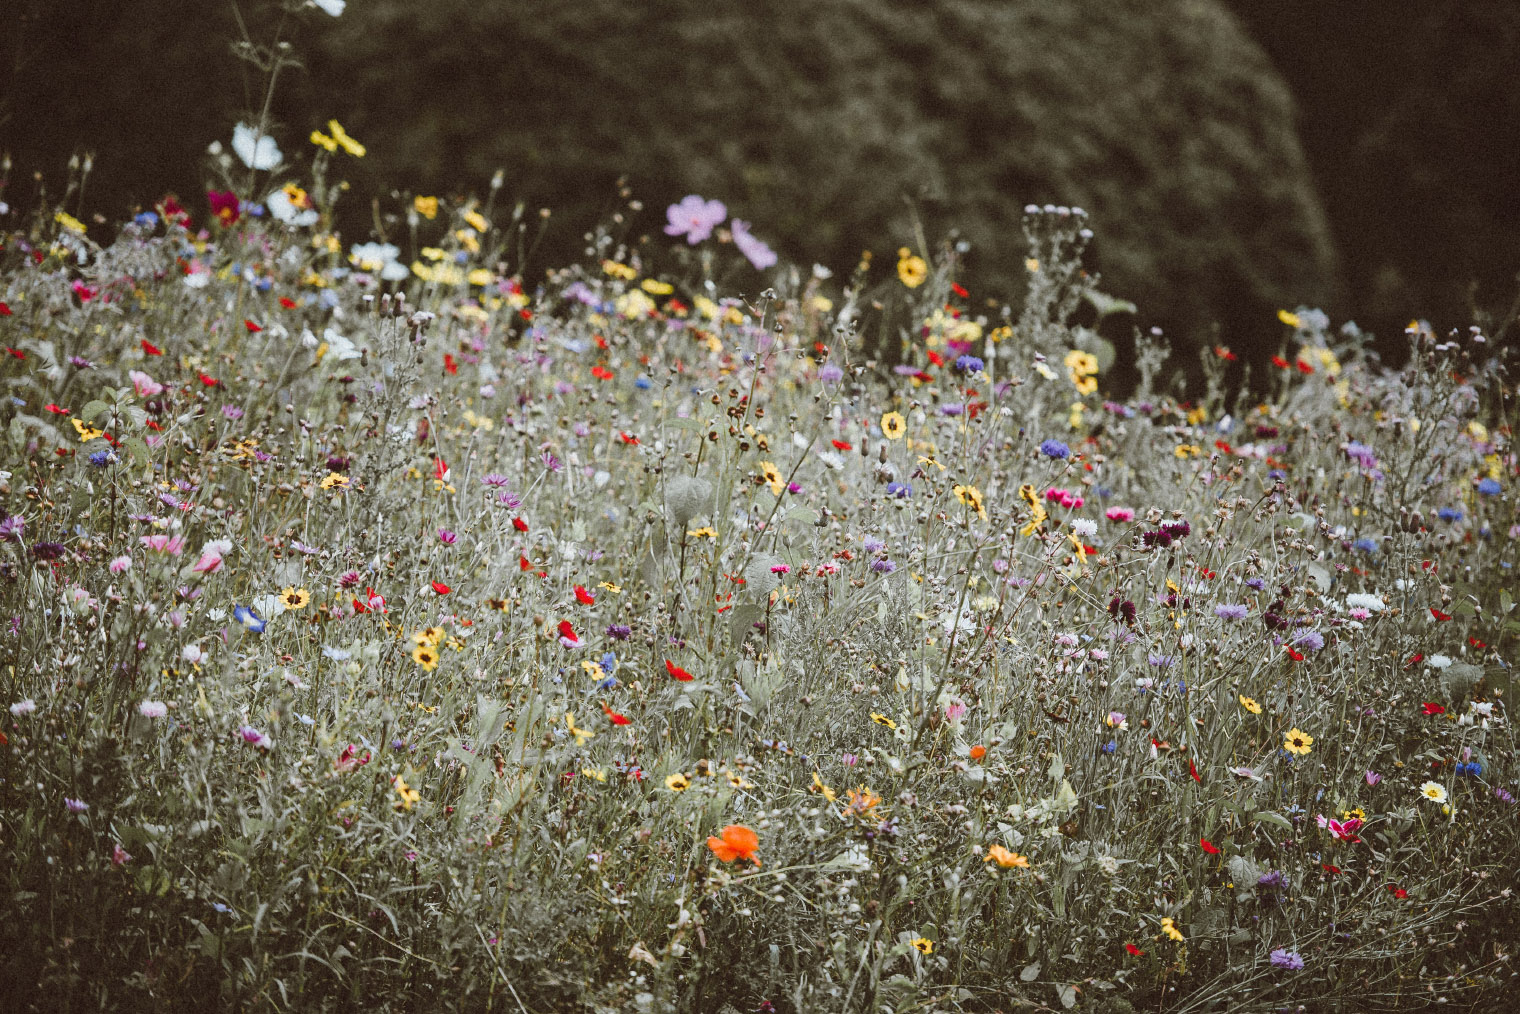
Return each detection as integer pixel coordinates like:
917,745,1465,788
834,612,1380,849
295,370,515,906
44,404,70,415
1214,346,1236,361
4,347,23,359
279,296,297,309
198,373,219,386
443,353,458,375
1189,759,1202,783
951,282,969,298
619,432,639,445
558,620,578,642
433,457,449,481
1430,608,1453,621
601,701,631,725
969,744,986,761
1271,355,1290,369
1321,863,1341,874
1125,943,1145,956
706,824,760,865
0,301,10,315
431,581,451,595
513,518,529,532
831,440,853,451
1285,645,1305,661
1421,702,1445,715
244,319,263,333
1200,838,1221,854
574,585,595,605
666,659,694,682
141,340,163,355
591,365,613,380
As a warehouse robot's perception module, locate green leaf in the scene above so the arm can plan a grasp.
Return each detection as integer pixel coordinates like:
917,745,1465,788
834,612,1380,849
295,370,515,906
1252,811,1293,830
81,400,111,422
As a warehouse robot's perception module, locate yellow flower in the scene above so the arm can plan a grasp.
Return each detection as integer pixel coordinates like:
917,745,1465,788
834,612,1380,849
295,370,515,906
897,247,928,288
582,767,607,782
687,527,718,539
565,712,595,746
811,771,837,803
413,195,439,220
640,278,674,295
280,587,310,610
1063,349,1098,376
870,712,897,730
1072,373,1098,396
1419,781,1448,804
1238,695,1262,715
1025,257,1040,273
71,418,105,442
1174,444,1202,459
881,411,907,440
310,130,338,152
1277,309,1301,328
843,786,883,817
411,626,444,647
393,775,421,811
320,472,350,490
760,461,785,496
599,581,623,594
953,484,988,521
1283,728,1314,756
326,120,366,157
984,844,1030,869
601,259,638,281
1160,917,1184,942
463,209,489,232
910,936,933,955
55,211,86,234
665,772,691,792
467,268,495,286
411,644,439,672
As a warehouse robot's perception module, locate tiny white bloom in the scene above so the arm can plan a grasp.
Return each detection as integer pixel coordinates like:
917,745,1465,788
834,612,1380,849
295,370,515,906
10,698,37,716
323,328,361,361
1426,654,1453,669
231,123,282,171
311,0,345,15
1070,518,1097,538
138,701,168,718
267,187,318,227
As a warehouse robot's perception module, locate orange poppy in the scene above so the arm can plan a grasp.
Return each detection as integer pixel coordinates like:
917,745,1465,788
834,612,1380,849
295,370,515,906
706,824,760,866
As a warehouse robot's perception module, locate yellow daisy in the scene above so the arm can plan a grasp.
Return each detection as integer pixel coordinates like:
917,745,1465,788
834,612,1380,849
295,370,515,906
1283,728,1314,756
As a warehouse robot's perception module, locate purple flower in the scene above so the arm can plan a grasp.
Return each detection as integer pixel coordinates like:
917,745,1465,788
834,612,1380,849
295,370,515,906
606,624,632,640
1498,786,1516,804
1292,630,1325,652
479,473,512,487
954,355,984,373
663,195,726,244
1269,948,1304,971
64,797,89,813
222,404,244,420
1257,870,1286,889
32,541,66,561
1213,603,1249,620
541,450,562,473
1040,439,1070,459
818,363,843,384
871,558,897,574
730,219,777,270
68,356,93,368
1147,653,1176,668
437,528,457,545
0,515,25,541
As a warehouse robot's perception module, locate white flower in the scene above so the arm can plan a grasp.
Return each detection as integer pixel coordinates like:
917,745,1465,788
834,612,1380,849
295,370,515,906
267,187,318,227
1419,781,1448,804
350,242,410,281
183,271,211,289
1345,592,1385,612
182,644,205,665
311,0,345,15
138,701,168,718
252,593,288,619
10,698,37,716
231,123,282,171
1426,654,1453,670
817,451,844,470
323,328,362,361
1070,518,1097,538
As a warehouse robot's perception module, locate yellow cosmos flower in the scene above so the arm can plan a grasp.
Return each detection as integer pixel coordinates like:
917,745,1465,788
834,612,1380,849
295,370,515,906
1283,728,1314,756
760,461,785,496
881,411,907,440
687,527,718,539
320,472,350,490
1160,917,1184,941
393,775,421,810
984,844,1030,869
72,418,105,442
1063,349,1098,376
897,247,927,288
463,209,488,232
326,119,365,157
411,644,439,671
870,712,897,730
1238,695,1262,715
910,937,933,955
565,712,595,746
280,587,310,610
411,626,444,647
665,772,691,792
953,484,988,521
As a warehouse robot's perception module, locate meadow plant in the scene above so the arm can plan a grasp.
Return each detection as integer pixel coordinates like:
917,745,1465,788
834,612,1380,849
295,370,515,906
0,145,1516,1013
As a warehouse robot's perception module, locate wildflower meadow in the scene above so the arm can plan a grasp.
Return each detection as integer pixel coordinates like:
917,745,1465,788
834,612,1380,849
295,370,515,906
2,108,1519,1014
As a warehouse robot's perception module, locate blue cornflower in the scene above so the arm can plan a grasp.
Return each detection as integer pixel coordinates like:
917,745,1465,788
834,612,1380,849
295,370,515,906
1040,439,1070,459
635,376,652,389
1101,739,1117,754
886,481,912,498
1437,507,1463,522
1245,577,1266,590
954,355,984,374
871,558,897,574
87,449,117,468
1291,630,1325,652
1270,948,1305,971
1213,603,1249,620
1478,478,1501,495
1268,469,1287,481
1147,653,1176,668
818,363,844,384
233,604,266,633
1353,537,1378,553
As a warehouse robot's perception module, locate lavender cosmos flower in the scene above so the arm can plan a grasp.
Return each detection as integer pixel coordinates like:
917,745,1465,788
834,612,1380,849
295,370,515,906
663,195,727,244
730,220,777,270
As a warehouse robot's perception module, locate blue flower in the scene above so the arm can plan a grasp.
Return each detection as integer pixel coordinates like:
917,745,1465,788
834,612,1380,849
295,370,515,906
233,604,266,633
886,481,913,499
634,376,652,389
1292,630,1325,652
1040,439,1070,459
1101,739,1116,754
954,355,984,373
1437,507,1463,522
87,450,117,468
1268,469,1286,481
1478,478,1501,495
1353,537,1378,553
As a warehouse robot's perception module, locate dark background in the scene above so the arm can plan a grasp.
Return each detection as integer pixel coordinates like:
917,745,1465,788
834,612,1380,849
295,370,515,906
2,0,1517,365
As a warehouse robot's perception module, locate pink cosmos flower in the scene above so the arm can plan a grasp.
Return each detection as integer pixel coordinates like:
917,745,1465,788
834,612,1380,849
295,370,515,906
1315,815,1363,842
139,534,186,555
663,195,726,244
112,843,133,865
192,539,233,574
1365,770,1382,786
108,555,132,573
129,370,165,397
1105,507,1136,522
730,219,778,270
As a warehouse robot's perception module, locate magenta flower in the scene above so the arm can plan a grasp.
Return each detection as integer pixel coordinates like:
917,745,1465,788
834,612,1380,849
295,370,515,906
663,195,726,244
730,219,777,269
1365,770,1382,787
139,534,186,556
112,843,133,865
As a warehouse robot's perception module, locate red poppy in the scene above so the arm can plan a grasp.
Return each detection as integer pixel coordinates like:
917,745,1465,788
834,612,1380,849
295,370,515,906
1296,360,1314,374
591,365,613,380
832,440,852,451
443,353,458,375
279,296,297,309
513,517,529,532
433,457,449,481
601,701,631,725
1214,346,1236,361
0,302,11,316
1421,559,1437,572
619,432,639,445
1285,645,1305,661
1430,608,1452,621
666,659,694,682
244,319,262,333
557,620,577,642
142,340,163,356
1271,355,1290,369
1405,653,1424,668
574,585,595,605
44,404,70,415
198,373,219,387
1384,883,1408,899
1189,759,1202,783
1421,702,1445,716
706,824,760,865
926,349,945,367
1125,943,1145,956
1200,838,1220,854
951,282,969,298
432,581,451,595
1469,636,1487,649
519,555,532,572
1321,863,1341,875
4,347,24,359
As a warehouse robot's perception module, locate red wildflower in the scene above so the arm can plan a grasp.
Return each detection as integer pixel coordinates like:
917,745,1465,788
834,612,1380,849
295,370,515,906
951,282,969,298
1296,360,1314,374
1321,863,1341,875
443,353,458,375
431,581,451,595
0,302,11,315
198,373,219,387
706,824,760,865
1421,702,1445,716
44,404,70,415
619,431,639,445
433,456,449,481
1469,636,1487,649
1385,883,1408,899
1430,608,1452,621
666,659,694,682
5,347,24,359
601,701,631,726
1189,759,1202,783
244,319,262,333
574,585,595,605
513,517,529,532
1125,943,1145,957
279,296,297,309
557,620,578,644
1200,838,1221,854
141,340,163,356
519,555,532,572
1271,355,1290,369
1285,645,1306,661
1405,653,1424,668
1214,346,1236,361
591,365,613,380
832,440,853,451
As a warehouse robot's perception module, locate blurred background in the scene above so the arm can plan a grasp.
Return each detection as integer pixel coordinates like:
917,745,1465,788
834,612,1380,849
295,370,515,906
2,0,1517,369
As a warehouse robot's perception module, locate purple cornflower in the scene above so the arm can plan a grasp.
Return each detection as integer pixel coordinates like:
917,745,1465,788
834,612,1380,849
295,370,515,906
222,404,244,420
1498,787,1516,804
871,558,897,574
1147,653,1176,668
1291,630,1325,652
663,195,726,244
64,798,89,814
1257,870,1286,889
606,624,632,641
68,356,93,368
1269,948,1304,971
1343,441,1379,471
437,528,457,545
1213,603,1249,620
730,220,777,270
862,536,886,554
818,363,843,384
886,481,912,498
479,473,512,487
541,450,562,473
496,490,523,509
954,355,984,373
32,542,66,561
0,515,26,541
1040,439,1070,459
1245,577,1266,590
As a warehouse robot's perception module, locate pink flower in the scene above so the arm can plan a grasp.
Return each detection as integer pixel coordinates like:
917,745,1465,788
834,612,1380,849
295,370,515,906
239,725,272,749
663,195,726,244
138,534,185,556
192,539,233,574
129,370,165,397
1105,507,1135,522
1365,770,1382,786
730,219,777,270
108,555,132,573
112,843,133,865
138,700,168,718
945,701,968,722
1315,815,1363,842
